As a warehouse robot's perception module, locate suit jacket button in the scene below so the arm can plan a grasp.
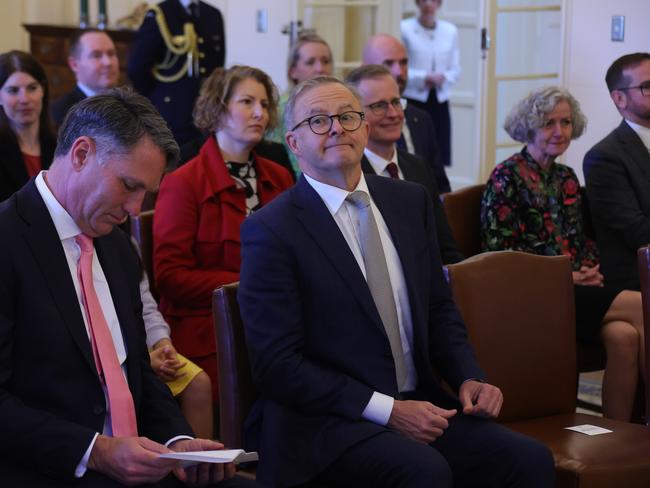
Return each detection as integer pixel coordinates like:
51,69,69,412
164,96,171,103
200,67,206,74
198,37,204,44
93,405,105,415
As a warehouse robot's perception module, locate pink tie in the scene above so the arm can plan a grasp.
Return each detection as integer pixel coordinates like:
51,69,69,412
76,234,138,437
386,162,400,179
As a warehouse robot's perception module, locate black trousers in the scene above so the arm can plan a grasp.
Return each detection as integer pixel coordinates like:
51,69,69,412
408,90,452,167
313,414,555,488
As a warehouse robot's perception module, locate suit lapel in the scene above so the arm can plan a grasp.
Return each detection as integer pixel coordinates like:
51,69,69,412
617,120,650,183
360,155,376,175
292,177,385,330
18,181,96,372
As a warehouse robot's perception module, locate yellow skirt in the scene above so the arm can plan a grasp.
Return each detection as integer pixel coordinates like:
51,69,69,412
166,353,203,397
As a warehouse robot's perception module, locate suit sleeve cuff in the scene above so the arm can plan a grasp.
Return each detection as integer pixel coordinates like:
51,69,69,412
75,432,99,478
361,391,394,426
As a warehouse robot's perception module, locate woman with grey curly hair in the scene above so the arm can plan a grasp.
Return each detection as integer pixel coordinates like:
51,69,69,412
481,85,645,422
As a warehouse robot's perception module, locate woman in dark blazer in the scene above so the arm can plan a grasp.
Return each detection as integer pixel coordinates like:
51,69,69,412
0,50,56,202
153,65,294,402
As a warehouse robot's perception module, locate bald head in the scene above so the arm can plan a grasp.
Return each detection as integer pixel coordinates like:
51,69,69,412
362,34,409,93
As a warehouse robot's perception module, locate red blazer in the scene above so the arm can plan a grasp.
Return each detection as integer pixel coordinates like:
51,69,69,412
153,136,293,358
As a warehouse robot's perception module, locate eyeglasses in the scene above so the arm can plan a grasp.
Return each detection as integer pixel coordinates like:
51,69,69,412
365,98,407,116
291,110,365,135
615,81,650,97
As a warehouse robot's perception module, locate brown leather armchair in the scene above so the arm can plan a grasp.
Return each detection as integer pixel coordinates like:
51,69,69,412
212,283,257,478
448,251,650,487
442,184,606,377
441,184,485,258
129,209,157,300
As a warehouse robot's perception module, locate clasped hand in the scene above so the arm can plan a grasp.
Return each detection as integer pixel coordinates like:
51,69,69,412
572,265,604,287
387,380,502,444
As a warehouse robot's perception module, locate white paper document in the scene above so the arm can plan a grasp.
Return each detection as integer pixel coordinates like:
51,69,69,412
159,449,259,466
564,424,613,436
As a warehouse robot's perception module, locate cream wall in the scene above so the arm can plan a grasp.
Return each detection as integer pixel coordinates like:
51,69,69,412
0,0,292,92
563,0,650,182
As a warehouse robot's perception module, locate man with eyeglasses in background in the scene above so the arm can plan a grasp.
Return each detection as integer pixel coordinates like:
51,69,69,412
362,33,451,193
584,52,650,290
346,64,462,264
237,75,555,488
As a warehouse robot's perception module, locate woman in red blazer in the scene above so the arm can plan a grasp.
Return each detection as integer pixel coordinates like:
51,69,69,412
153,65,294,401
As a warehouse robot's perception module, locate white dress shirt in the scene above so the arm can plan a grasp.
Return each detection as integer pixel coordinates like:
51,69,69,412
35,172,189,477
364,146,403,179
35,172,127,474
401,17,460,103
304,173,418,426
626,119,650,154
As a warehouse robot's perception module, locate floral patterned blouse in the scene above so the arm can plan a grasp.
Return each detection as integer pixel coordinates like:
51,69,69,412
480,147,598,270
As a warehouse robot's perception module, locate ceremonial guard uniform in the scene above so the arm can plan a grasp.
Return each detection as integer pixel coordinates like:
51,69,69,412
128,0,225,144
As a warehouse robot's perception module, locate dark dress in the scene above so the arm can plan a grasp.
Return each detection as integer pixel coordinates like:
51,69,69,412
0,129,55,202
481,147,620,342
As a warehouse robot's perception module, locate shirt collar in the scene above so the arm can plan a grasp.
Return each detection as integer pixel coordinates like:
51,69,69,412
35,171,83,241
303,172,369,216
625,119,650,152
364,146,398,175
76,82,98,98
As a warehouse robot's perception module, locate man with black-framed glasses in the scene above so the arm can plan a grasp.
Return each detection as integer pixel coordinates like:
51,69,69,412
237,76,554,488
346,64,463,264
584,52,650,290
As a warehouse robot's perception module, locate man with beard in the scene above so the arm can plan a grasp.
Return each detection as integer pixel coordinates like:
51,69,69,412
584,52,650,290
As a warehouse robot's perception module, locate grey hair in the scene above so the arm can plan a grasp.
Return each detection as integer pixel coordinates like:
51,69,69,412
345,64,392,89
503,86,587,143
55,87,179,168
284,75,362,131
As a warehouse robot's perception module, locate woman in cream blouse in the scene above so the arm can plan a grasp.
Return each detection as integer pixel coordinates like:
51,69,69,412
401,0,460,168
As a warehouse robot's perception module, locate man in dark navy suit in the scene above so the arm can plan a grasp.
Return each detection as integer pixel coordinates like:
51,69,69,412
346,63,462,264
584,52,650,291
238,76,554,487
128,0,225,144
0,88,256,487
363,33,451,193
51,29,120,127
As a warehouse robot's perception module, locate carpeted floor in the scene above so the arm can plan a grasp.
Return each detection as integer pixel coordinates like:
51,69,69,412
577,370,603,416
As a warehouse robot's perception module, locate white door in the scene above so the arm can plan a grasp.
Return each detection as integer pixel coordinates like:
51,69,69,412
401,0,486,190
291,0,400,81
481,0,564,182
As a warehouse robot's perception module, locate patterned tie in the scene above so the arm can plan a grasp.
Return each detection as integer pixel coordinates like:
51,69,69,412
76,234,138,437
346,191,407,390
385,162,400,179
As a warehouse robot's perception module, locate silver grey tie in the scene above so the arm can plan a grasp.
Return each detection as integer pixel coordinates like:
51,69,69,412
346,190,408,390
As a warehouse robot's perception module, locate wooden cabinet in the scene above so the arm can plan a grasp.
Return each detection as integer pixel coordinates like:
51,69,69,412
23,24,136,101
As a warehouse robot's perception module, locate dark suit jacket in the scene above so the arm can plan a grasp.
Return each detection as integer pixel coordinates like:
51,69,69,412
0,180,192,484
0,130,55,202
361,150,463,264
405,104,451,193
51,85,86,128
238,174,484,487
583,120,650,290
128,0,225,144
